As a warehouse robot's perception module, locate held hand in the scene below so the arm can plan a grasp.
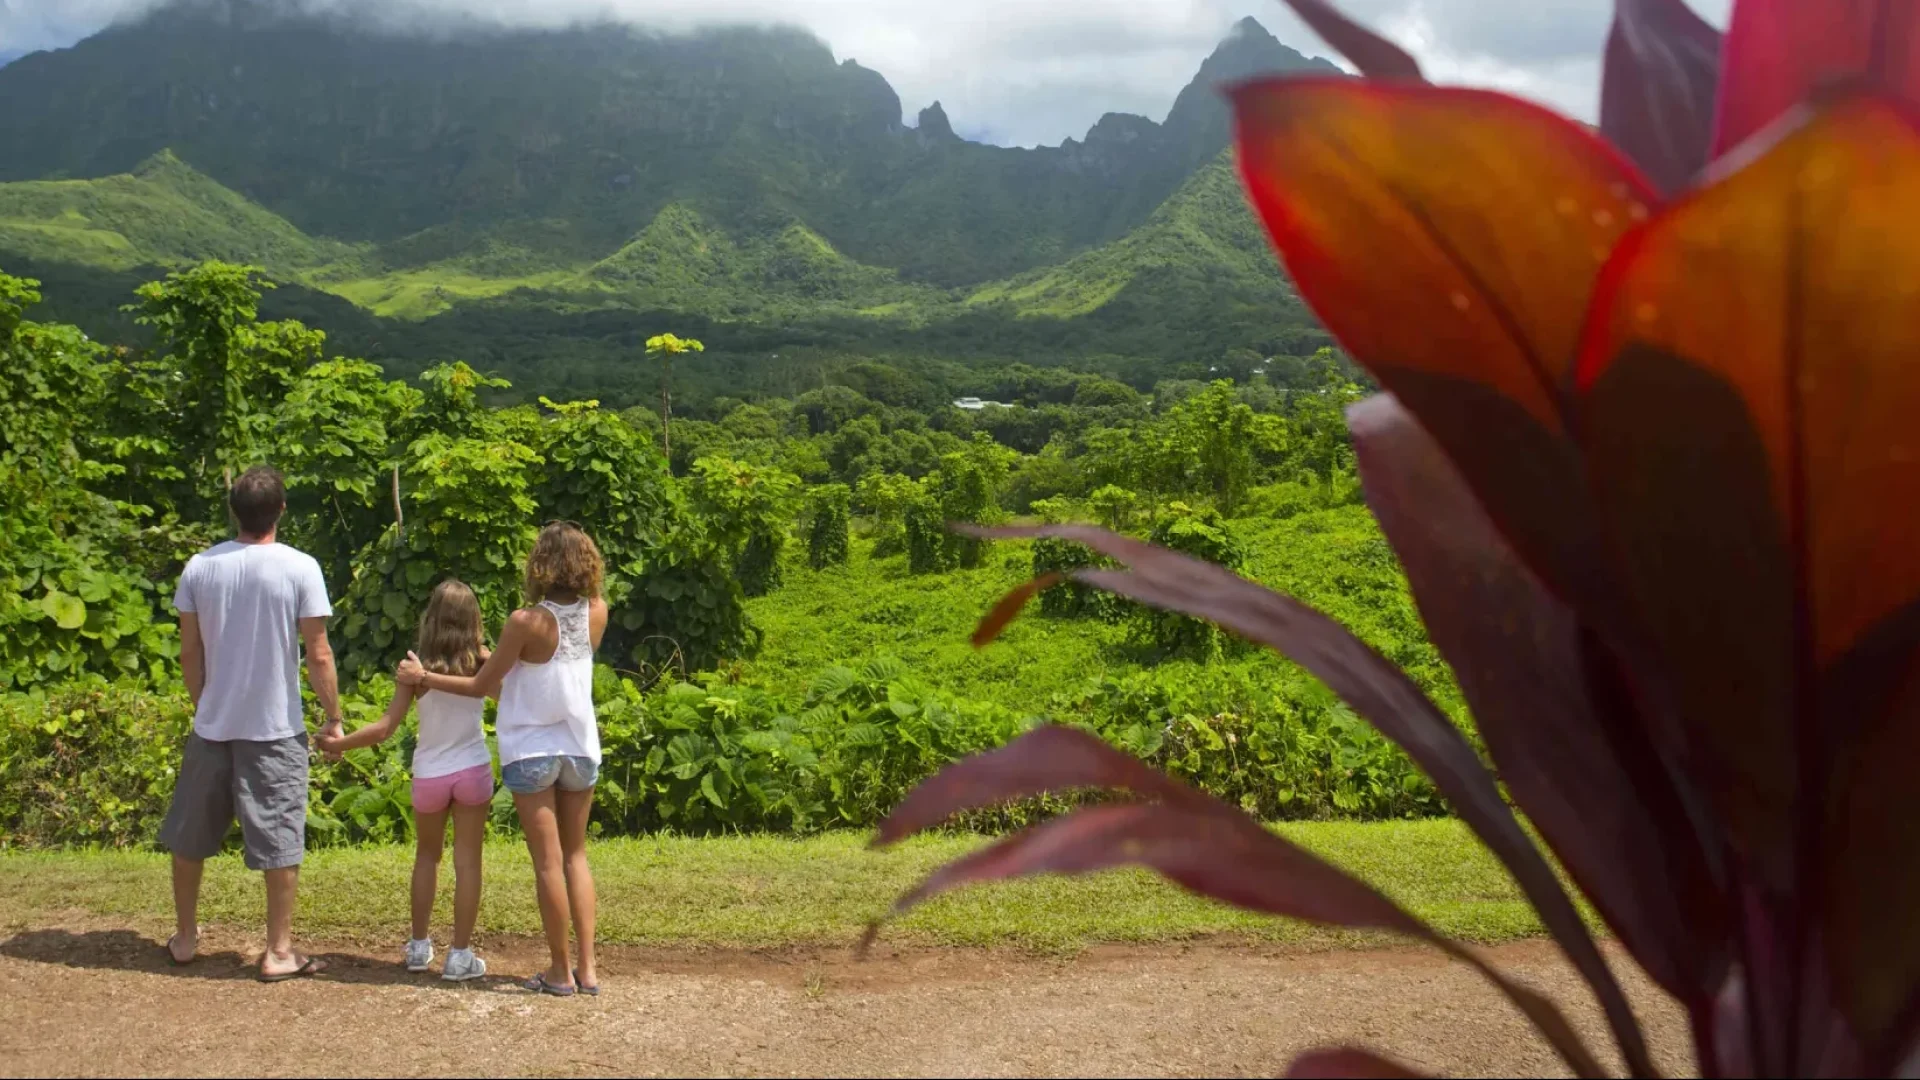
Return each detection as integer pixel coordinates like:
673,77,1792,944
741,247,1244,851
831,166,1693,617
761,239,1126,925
316,719,345,762
396,651,426,687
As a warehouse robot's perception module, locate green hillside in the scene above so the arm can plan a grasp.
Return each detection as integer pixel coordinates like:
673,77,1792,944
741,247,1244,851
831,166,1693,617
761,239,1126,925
967,155,1288,318
584,205,950,318
0,4,1339,399
0,148,1299,335
0,3,1333,287
0,150,356,276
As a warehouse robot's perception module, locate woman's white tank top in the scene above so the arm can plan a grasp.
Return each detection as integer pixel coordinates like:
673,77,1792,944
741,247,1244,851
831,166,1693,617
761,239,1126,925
495,598,600,766
410,690,491,779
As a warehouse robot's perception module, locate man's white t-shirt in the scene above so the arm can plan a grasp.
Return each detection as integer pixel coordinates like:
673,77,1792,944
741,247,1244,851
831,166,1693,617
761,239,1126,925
172,541,333,742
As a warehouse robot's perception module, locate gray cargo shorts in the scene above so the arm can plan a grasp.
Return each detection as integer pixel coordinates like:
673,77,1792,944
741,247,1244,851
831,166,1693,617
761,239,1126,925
159,732,310,871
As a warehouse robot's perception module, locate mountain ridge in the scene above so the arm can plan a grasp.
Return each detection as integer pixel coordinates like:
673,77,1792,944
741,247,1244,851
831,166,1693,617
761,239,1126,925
0,0,1334,287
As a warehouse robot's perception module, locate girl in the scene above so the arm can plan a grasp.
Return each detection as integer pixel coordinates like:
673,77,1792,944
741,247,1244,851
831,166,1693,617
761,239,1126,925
398,522,608,997
319,579,493,982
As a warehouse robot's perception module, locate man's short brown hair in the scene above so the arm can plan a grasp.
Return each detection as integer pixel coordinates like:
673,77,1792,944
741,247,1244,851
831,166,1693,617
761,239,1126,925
229,466,286,536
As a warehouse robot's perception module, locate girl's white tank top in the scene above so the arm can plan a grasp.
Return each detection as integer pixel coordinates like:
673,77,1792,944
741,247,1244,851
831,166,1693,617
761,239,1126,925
494,598,600,766
411,689,491,779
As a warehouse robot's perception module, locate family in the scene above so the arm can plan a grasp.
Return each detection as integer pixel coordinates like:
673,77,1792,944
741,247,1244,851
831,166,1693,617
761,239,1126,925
161,465,608,995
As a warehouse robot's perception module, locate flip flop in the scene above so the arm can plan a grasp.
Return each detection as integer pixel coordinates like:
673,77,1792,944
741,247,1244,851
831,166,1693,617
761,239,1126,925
258,955,327,983
573,969,600,997
523,972,576,997
165,931,199,966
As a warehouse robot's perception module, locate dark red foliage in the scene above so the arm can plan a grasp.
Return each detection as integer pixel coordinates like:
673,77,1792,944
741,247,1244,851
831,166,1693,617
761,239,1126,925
874,3,1920,1077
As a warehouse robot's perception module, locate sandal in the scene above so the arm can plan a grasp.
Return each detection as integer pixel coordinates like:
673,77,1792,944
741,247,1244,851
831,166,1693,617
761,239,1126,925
574,969,600,997
258,955,328,983
523,972,576,997
165,930,199,966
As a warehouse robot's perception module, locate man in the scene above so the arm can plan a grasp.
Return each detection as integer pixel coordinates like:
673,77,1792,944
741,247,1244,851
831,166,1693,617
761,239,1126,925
160,465,345,981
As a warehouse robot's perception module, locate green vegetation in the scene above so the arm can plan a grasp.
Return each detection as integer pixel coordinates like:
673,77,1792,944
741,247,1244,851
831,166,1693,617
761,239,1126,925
0,151,355,276
2,257,1466,853
0,821,1547,950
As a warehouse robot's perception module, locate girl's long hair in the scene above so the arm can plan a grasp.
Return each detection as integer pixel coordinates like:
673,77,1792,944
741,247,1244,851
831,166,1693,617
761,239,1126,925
523,521,604,604
415,579,485,677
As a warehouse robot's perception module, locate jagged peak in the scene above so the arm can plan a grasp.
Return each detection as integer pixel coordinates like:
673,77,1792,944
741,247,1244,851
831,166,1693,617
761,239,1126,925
915,101,956,141
1083,111,1159,145
1229,15,1278,42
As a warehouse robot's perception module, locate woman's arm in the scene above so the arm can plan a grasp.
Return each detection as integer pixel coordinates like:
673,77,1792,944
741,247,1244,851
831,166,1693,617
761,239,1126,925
478,646,500,702
587,597,610,650
400,611,530,699
319,682,412,755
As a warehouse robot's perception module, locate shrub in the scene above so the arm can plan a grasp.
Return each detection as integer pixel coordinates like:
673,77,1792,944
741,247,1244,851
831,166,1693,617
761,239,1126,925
1132,503,1244,657
1245,480,1316,521
688,456,801,598
802,483,851,570
903,486,949,574
0,679,192,848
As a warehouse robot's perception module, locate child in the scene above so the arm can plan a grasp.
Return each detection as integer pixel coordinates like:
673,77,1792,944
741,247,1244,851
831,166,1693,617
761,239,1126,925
320,579,494,981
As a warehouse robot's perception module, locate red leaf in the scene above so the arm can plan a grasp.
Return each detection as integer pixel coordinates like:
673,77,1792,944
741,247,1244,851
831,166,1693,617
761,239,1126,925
970,571,1061,647
1576,96,1920,1046
1229,78,1654,615
968,522,1630,1073
1713,0,1920,159
1275,0,1423,81
1350,395,1725,1048
1601,0,1723,194
872,725,1208,847
878,800,1606,1078
1286,1047,1431,1078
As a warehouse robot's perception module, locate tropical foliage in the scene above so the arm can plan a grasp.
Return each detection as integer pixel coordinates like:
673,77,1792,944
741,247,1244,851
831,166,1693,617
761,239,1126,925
875,2,1920,1077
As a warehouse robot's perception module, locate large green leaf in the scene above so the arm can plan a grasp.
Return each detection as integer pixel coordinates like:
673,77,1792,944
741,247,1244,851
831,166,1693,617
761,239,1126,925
39,590,86,631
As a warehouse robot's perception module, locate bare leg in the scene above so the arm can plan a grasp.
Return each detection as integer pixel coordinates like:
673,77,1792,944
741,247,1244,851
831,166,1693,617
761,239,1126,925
411,808,449,942
258,866,304,977
514,789,572,987
555,786,597,989
449,802,488,951
170,856,203,962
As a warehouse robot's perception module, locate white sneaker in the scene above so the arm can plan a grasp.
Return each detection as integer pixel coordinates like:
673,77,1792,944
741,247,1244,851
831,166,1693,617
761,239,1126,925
404,938,434,972
442,948,486,982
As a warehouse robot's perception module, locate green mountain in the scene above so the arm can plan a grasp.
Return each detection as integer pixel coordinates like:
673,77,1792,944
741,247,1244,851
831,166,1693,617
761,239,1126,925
0,3,1331,286
0,3,1338,398
0,150,355,276
968,155,1289,319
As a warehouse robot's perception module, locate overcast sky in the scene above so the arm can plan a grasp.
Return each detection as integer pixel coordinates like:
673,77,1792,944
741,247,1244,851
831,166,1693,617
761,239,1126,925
1,0,1731,147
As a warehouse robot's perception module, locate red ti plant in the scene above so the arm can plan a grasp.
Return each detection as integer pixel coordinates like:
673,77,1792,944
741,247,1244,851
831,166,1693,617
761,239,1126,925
869,1,1920,1076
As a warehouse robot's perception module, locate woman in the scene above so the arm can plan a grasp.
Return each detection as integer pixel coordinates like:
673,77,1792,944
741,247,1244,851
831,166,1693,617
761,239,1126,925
397,522,608,996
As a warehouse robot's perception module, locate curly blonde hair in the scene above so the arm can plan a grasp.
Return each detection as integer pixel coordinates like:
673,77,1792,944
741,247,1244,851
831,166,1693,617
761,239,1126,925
524,521,604,604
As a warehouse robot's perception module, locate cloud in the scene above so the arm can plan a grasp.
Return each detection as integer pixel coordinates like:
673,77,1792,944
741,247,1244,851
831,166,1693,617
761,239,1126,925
0,0,1733,147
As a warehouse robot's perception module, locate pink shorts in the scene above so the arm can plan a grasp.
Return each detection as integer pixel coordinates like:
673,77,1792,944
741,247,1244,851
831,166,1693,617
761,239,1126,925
412,764,494,813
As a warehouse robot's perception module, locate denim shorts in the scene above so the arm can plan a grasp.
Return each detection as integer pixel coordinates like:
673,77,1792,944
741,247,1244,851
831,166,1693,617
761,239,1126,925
500,755,599,795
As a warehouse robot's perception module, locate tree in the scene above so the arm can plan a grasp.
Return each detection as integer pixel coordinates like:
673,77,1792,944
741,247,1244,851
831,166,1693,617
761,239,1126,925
1169,381,1257,515
646,333,705,459
272,360,422,591
533,398,753,672
688,456,801,597
126,262,323,519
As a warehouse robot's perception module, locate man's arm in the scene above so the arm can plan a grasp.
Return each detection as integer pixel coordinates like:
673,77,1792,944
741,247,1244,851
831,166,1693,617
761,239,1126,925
179,612,206,708
299,617,344,736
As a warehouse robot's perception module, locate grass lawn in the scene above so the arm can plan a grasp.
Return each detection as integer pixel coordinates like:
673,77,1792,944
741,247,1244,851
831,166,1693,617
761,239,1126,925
0,819,1555,953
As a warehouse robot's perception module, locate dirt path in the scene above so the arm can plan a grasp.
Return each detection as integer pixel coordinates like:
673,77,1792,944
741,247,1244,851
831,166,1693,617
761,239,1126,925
0,921,1692,1077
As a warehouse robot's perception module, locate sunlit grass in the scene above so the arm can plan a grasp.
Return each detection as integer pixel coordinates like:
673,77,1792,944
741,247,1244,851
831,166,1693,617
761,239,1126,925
0,819,1555,952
